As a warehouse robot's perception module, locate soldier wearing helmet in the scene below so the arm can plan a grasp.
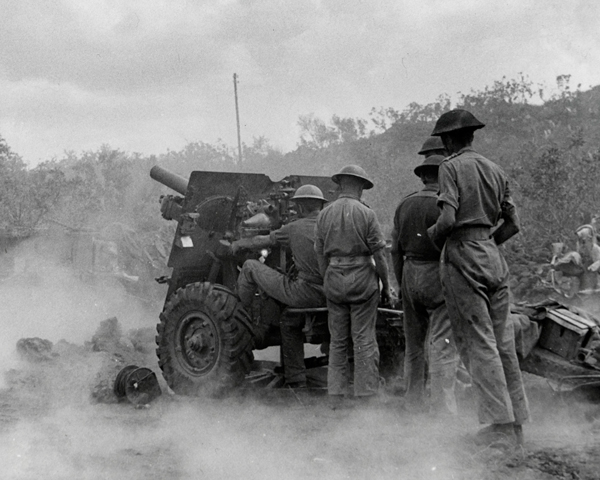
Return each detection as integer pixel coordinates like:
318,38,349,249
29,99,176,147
315,165,393,406
427,109,529,447
418,136,447,158
553,224,600,295
233,184,328,388
391,153,458,415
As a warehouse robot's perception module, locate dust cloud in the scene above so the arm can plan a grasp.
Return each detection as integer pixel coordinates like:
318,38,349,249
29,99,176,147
0,392,486,479
0,235,474,480
0,240,599,479
0,237,158,387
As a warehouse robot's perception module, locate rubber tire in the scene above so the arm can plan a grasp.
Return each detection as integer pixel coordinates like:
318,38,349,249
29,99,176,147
156,282,254,396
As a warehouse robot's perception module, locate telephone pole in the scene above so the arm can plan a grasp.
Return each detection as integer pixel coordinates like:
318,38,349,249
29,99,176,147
233,73,243,165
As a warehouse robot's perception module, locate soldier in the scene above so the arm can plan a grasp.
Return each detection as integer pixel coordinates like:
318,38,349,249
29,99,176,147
233,184,327,388
428,109,529,447
391,154,459,415
418,136,447,158
315,165,393,405
553,224,600,295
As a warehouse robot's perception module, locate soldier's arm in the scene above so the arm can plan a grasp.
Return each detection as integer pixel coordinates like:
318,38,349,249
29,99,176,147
390,213,404,287
493,185,520,245
316,253,329,278
427,163,457,250
493,210,520,245
427,203,456,251
589,246,600,272
314,222,328,277
391,251,404,289
366,211,393,305
232,222,293,253
231,235,274,254
373,248,393,305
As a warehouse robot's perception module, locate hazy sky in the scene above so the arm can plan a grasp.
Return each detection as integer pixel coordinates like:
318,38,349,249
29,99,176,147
0,0,598,165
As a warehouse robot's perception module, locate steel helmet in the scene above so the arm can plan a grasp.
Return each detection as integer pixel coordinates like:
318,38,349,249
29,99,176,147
331,165,374,190
418,136,446,155
291,184,327,202
431,109,485,136
414,155,445,177
576,224,596,242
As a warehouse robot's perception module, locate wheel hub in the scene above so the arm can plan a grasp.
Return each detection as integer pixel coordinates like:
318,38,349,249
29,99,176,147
177,312,220,375
188,331,208,352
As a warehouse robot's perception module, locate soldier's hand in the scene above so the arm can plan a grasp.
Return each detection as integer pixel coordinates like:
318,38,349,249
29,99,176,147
218,240,234,257
427,224,446,251
381,287,396,308
388,286,400,308
231,240,243,255
395,291,402,308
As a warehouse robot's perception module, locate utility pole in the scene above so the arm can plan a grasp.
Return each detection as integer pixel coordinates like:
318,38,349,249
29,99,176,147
233,73,243,165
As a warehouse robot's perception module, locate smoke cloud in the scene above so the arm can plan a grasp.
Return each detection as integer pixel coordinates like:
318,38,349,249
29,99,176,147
0,237,598,479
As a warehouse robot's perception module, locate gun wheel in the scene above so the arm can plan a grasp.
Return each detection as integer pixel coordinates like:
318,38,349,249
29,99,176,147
156,282,254,396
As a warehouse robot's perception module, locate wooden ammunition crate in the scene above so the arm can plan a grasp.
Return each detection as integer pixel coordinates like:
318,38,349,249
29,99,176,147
538,308,596,360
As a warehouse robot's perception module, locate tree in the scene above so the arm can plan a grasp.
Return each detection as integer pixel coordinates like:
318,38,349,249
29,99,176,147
297,114,368,149
0,136,65,234
159,140,236,176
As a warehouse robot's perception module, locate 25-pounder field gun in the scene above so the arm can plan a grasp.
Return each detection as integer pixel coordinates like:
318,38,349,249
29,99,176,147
150,165,404,396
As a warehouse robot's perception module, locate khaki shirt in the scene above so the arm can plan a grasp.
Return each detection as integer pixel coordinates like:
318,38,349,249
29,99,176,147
269,212,321,281
437,147,516,228
315,193,386,258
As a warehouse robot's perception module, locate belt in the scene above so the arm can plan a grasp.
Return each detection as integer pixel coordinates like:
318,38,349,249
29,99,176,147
298,271,324,286
405,256,440,263
329,255,373,265
449,226,491,241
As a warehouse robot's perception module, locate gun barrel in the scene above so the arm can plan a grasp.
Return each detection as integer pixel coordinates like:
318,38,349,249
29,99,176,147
150,166,188,195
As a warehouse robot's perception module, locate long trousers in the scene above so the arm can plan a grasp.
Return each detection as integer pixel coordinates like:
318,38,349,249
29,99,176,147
237,259,325,383
402,259,458,414
279,312,307,384
237,259,324,308
326,290,380,397
441,237,530,425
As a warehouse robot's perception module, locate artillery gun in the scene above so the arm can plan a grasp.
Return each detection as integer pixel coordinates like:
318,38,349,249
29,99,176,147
150,166,403,396
149,165,600,401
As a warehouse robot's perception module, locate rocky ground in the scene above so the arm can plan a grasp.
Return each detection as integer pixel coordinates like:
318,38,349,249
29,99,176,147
1,317,600,480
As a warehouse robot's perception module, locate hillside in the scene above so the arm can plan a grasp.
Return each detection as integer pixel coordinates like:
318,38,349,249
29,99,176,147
2,75,600,298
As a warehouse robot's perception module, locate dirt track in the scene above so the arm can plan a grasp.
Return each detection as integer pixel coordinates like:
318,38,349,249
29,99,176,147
1,326,600,480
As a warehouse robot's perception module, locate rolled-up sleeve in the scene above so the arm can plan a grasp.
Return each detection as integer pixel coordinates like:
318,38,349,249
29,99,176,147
367,210,386,254
501,180,517,219
270,225,291,247
437,163,459,210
